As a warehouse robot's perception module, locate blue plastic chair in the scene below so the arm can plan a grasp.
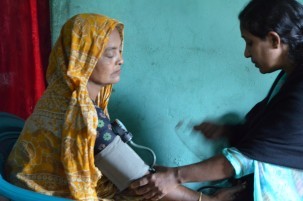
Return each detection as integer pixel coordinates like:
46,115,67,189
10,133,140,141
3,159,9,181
0,112,72,201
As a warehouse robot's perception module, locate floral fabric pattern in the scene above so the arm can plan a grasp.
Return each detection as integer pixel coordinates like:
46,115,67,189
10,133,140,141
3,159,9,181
94,105,116,154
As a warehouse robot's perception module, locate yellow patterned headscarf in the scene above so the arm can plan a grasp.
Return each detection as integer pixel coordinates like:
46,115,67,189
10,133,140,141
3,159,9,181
6,13,123,200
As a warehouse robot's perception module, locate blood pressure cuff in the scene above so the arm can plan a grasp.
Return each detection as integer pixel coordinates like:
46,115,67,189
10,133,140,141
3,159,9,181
95,135,149,191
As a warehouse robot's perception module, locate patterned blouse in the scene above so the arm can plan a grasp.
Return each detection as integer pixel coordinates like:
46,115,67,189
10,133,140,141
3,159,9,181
93,104,116,155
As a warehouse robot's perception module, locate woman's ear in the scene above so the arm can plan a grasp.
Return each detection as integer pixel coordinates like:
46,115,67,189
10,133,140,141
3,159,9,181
267,31,281,48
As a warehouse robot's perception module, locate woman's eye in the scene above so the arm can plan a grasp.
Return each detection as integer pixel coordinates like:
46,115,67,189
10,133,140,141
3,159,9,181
246,41,253,46
105,53,115,58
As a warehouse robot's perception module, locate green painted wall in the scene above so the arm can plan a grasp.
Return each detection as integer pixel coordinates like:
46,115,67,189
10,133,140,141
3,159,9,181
50,0,279,188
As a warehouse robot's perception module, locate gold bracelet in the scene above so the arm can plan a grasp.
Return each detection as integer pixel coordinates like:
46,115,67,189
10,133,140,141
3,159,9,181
198,192,203,201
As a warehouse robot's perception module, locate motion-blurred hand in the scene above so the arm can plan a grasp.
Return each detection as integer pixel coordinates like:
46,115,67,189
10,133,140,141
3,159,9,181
194,122,229,140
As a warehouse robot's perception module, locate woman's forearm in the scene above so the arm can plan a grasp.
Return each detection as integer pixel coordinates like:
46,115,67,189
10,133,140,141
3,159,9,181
129,154,235,200
176,154,235,183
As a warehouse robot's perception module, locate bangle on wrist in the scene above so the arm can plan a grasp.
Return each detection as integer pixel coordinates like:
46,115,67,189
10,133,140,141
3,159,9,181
198,192,203,201
174,167,182,184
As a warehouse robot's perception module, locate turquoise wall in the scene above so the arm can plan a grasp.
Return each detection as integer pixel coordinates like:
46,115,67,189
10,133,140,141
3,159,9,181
50,0,278,188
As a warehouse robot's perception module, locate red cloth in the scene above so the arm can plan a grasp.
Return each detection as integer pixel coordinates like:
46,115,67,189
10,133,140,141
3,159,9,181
0,0,51,120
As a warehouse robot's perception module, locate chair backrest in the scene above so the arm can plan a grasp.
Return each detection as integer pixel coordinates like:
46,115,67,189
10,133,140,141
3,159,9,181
0,131,20,173
0,112,71,201
0,112,24,134
0,112,24,172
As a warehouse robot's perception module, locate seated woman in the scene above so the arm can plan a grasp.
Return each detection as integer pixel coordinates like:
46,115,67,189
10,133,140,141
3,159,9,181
5,13,243,200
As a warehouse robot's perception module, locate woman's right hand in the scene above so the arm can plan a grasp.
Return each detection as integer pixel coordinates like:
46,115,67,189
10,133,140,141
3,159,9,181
193,122,229,140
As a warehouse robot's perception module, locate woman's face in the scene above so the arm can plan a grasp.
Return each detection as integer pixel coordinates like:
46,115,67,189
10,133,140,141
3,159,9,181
241,28,284,74
89,28,123,86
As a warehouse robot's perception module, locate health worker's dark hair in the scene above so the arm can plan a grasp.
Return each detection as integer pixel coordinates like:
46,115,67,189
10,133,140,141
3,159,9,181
239,0,303,65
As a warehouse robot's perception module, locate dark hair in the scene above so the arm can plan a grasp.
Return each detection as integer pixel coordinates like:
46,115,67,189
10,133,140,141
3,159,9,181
239,0,303,65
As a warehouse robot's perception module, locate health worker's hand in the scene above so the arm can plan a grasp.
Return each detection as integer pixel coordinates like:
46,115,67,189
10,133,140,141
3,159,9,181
194,122,229,140
130,166,180,201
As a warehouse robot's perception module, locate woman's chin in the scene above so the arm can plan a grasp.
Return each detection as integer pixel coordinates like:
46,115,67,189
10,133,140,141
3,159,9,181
111,77,121,84
258,67,270,74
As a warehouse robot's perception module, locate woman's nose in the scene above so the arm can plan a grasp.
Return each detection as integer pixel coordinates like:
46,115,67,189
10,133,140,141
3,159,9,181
244,47,251,58
118,58,124,66
117,54,124,65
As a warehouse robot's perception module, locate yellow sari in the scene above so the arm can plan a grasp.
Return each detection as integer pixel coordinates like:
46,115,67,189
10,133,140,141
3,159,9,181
6,14,126,200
